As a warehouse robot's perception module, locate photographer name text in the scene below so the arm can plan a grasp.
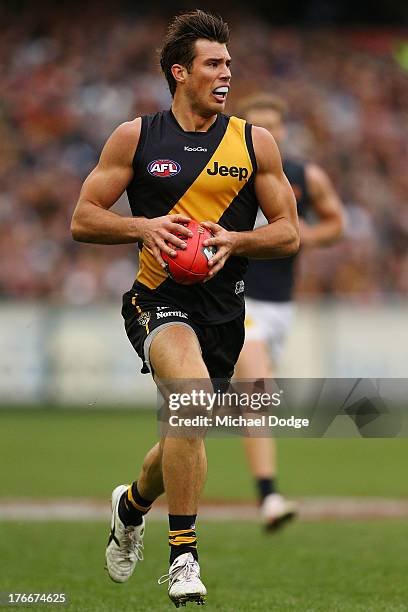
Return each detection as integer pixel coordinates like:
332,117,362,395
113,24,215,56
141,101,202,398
168,415,310,429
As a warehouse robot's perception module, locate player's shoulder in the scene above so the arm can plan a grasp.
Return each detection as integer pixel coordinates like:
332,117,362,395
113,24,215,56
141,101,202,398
249,125,279,152
247,125,280,171
227,117,272,147
110,118,142,146
100,118,142,167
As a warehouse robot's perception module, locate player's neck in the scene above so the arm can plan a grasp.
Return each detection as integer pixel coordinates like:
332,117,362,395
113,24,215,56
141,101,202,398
171,99,218,133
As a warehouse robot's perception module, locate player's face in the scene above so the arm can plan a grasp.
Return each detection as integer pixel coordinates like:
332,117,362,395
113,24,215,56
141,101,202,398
245,108,286,146
184,39,231,116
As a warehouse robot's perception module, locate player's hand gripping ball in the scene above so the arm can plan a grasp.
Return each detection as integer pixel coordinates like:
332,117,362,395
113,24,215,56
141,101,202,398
162,219,217,285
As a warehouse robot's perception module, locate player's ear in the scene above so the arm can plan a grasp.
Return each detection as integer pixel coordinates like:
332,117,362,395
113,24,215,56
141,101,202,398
171,64,187,85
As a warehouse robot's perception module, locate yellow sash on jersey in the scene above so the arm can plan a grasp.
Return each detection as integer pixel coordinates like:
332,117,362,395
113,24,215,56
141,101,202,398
137,116,253,289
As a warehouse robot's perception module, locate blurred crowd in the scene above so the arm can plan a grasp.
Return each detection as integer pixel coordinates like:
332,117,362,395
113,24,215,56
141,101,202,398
1,4,407,304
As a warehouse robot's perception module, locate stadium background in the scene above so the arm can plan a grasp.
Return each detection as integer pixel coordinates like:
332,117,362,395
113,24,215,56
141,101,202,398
1,1,408,610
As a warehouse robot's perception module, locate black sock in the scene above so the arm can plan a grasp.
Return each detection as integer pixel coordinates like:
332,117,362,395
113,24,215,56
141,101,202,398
256,477,277,504
169,514,198,563
118,482,153,527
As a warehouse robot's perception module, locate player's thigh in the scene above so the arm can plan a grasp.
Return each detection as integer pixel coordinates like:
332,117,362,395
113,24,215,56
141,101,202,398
152,325,213,439
150,323,209,379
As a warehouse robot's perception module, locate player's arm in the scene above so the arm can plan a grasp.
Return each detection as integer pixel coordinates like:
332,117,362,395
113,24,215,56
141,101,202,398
202,127,299,279
301,163,345,247
71,119,191,266
241,126,300,257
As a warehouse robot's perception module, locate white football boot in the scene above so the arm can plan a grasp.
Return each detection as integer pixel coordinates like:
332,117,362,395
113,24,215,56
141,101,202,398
261,493,297,532
105,484,145,583
158,552,207,607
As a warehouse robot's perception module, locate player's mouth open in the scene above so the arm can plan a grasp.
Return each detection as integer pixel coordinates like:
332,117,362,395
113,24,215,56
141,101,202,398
212,86,229,102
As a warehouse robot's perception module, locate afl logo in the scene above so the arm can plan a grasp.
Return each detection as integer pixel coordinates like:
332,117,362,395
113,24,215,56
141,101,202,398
148,159,181,178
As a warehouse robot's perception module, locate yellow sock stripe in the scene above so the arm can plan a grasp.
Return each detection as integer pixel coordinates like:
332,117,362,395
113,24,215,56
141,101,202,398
169,537,197,546
169,534,197,542
169,529,196,536
169,534,197,543
127,487,151,513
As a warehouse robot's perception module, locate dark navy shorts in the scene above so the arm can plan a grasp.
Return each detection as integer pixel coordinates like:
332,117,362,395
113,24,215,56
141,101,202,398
121,290,245,379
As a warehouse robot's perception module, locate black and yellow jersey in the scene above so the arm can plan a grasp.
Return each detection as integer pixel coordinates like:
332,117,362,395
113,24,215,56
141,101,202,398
245,158,310,302
126,110,258,324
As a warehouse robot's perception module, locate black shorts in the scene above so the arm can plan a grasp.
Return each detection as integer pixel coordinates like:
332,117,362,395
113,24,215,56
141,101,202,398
121,290,245,379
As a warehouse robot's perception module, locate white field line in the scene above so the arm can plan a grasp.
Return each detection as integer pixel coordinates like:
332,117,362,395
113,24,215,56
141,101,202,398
1,498,408,521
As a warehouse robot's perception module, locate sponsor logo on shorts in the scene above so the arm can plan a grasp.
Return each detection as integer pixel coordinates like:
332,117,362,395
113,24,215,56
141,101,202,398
184,146,207,152
137,312,151,326
156,310,188,319
147,159,181,177
207,161,249,181
235,280,245,294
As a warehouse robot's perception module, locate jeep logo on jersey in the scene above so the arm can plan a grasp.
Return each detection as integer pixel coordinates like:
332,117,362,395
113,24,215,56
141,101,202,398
207,161,249,181
147,159,181,177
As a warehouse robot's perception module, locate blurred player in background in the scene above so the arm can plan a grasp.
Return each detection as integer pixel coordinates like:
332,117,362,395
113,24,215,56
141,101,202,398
71,13,299,607
235,93,345,530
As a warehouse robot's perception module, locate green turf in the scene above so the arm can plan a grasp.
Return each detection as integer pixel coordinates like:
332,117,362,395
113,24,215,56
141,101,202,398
1,409,408,499
0,520,407,611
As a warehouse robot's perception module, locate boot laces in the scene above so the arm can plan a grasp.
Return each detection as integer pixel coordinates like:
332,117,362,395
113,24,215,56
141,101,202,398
122,526,144,562
158,557,198,585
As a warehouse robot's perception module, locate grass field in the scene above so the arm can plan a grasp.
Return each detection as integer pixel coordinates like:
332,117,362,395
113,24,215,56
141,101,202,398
1,520,408,611
1,408,407,611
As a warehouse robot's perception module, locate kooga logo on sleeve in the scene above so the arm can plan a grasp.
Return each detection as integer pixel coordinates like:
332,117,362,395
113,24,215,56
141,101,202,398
148,159,181,177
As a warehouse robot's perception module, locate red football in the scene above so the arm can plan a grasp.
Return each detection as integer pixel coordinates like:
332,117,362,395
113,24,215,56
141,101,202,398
162,219,217,285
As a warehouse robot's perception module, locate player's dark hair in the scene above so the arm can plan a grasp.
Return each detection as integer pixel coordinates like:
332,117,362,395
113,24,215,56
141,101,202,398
160,10,229,97
237,93,288,120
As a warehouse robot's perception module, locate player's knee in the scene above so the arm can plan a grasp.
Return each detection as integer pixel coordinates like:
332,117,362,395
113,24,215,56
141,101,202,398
156,324,197,347
150,325,207,378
